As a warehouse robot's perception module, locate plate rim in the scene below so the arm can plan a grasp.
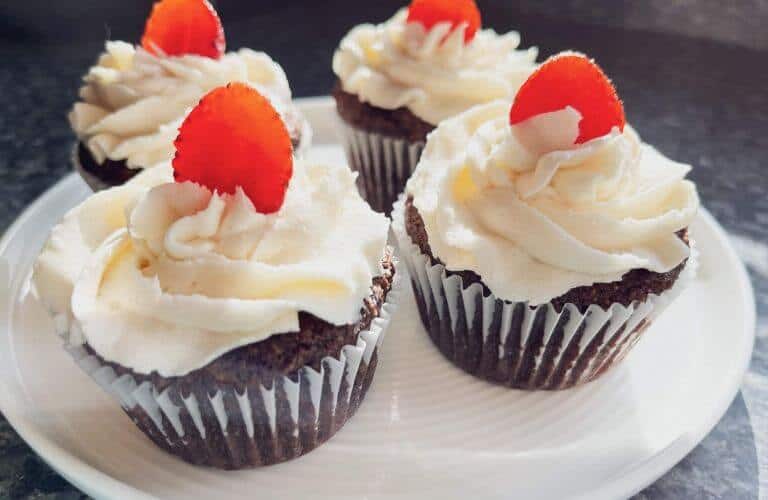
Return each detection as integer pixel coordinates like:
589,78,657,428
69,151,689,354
0,173,153,500
586,206,756,500
0,96,756,500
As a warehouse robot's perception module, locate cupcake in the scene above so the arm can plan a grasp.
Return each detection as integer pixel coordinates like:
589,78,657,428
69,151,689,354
70,0,311,191
392,53,699,390
34,83,398,468
332,0,537,213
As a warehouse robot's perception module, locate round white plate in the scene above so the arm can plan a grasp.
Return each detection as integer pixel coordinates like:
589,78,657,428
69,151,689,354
0,97,755,500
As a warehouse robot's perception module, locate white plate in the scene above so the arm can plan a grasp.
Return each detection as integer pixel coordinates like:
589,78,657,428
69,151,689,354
0,97,755,500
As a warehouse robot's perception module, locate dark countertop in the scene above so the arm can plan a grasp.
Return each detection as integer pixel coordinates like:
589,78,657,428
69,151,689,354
0,2,766,498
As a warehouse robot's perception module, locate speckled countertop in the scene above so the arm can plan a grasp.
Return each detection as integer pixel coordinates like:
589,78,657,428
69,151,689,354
0,2,766,499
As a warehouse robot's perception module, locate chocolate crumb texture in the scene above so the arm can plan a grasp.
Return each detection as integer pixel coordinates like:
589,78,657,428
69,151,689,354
404,196,687,313
81,252,395,468
333,81,435,143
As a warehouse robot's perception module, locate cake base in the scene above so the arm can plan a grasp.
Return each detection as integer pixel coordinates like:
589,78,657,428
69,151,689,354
333,83,432,214
404,197,688,313
120,353,379,469
72,255,397,468
396,197,694,390
332,81,434,142
74,142,140,191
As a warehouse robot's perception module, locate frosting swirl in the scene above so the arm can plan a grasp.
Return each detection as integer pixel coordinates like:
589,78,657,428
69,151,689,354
406,101,699,304
70,41,307,168
332,9,538,126
34,161,390,376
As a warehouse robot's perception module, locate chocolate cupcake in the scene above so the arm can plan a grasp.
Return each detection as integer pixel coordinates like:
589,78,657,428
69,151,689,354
35,84,398,468
70,0,311,191
332,0,537,214
392,53,700,390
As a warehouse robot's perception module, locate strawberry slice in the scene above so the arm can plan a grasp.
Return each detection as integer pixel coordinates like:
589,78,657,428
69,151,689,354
510,52,625,144
141,0,225,59
407,0,482,43
173,83,293,214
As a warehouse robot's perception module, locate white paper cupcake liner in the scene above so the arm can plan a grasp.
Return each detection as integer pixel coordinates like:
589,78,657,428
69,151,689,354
391,198,698,390
338,119,425,215
50,260,402,469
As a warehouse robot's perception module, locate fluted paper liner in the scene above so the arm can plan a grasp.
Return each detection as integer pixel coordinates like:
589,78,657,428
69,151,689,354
50,263,401,469
391,198,698,390
338,119,425,215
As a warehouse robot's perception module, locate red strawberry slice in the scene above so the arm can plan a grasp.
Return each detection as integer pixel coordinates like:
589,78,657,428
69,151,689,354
173,83,293,214
407,0,482,43
141,0,225,59
510,52,625,144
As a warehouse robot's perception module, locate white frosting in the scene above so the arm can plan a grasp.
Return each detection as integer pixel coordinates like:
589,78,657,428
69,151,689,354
333,9,538,126
34,161,390,376
70,41,307,168
406,100,699,304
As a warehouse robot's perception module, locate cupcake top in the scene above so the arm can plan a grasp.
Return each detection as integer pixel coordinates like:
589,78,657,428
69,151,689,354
332,0,538,126
70,0,307,169
36,84,389,377
406,52,700,305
